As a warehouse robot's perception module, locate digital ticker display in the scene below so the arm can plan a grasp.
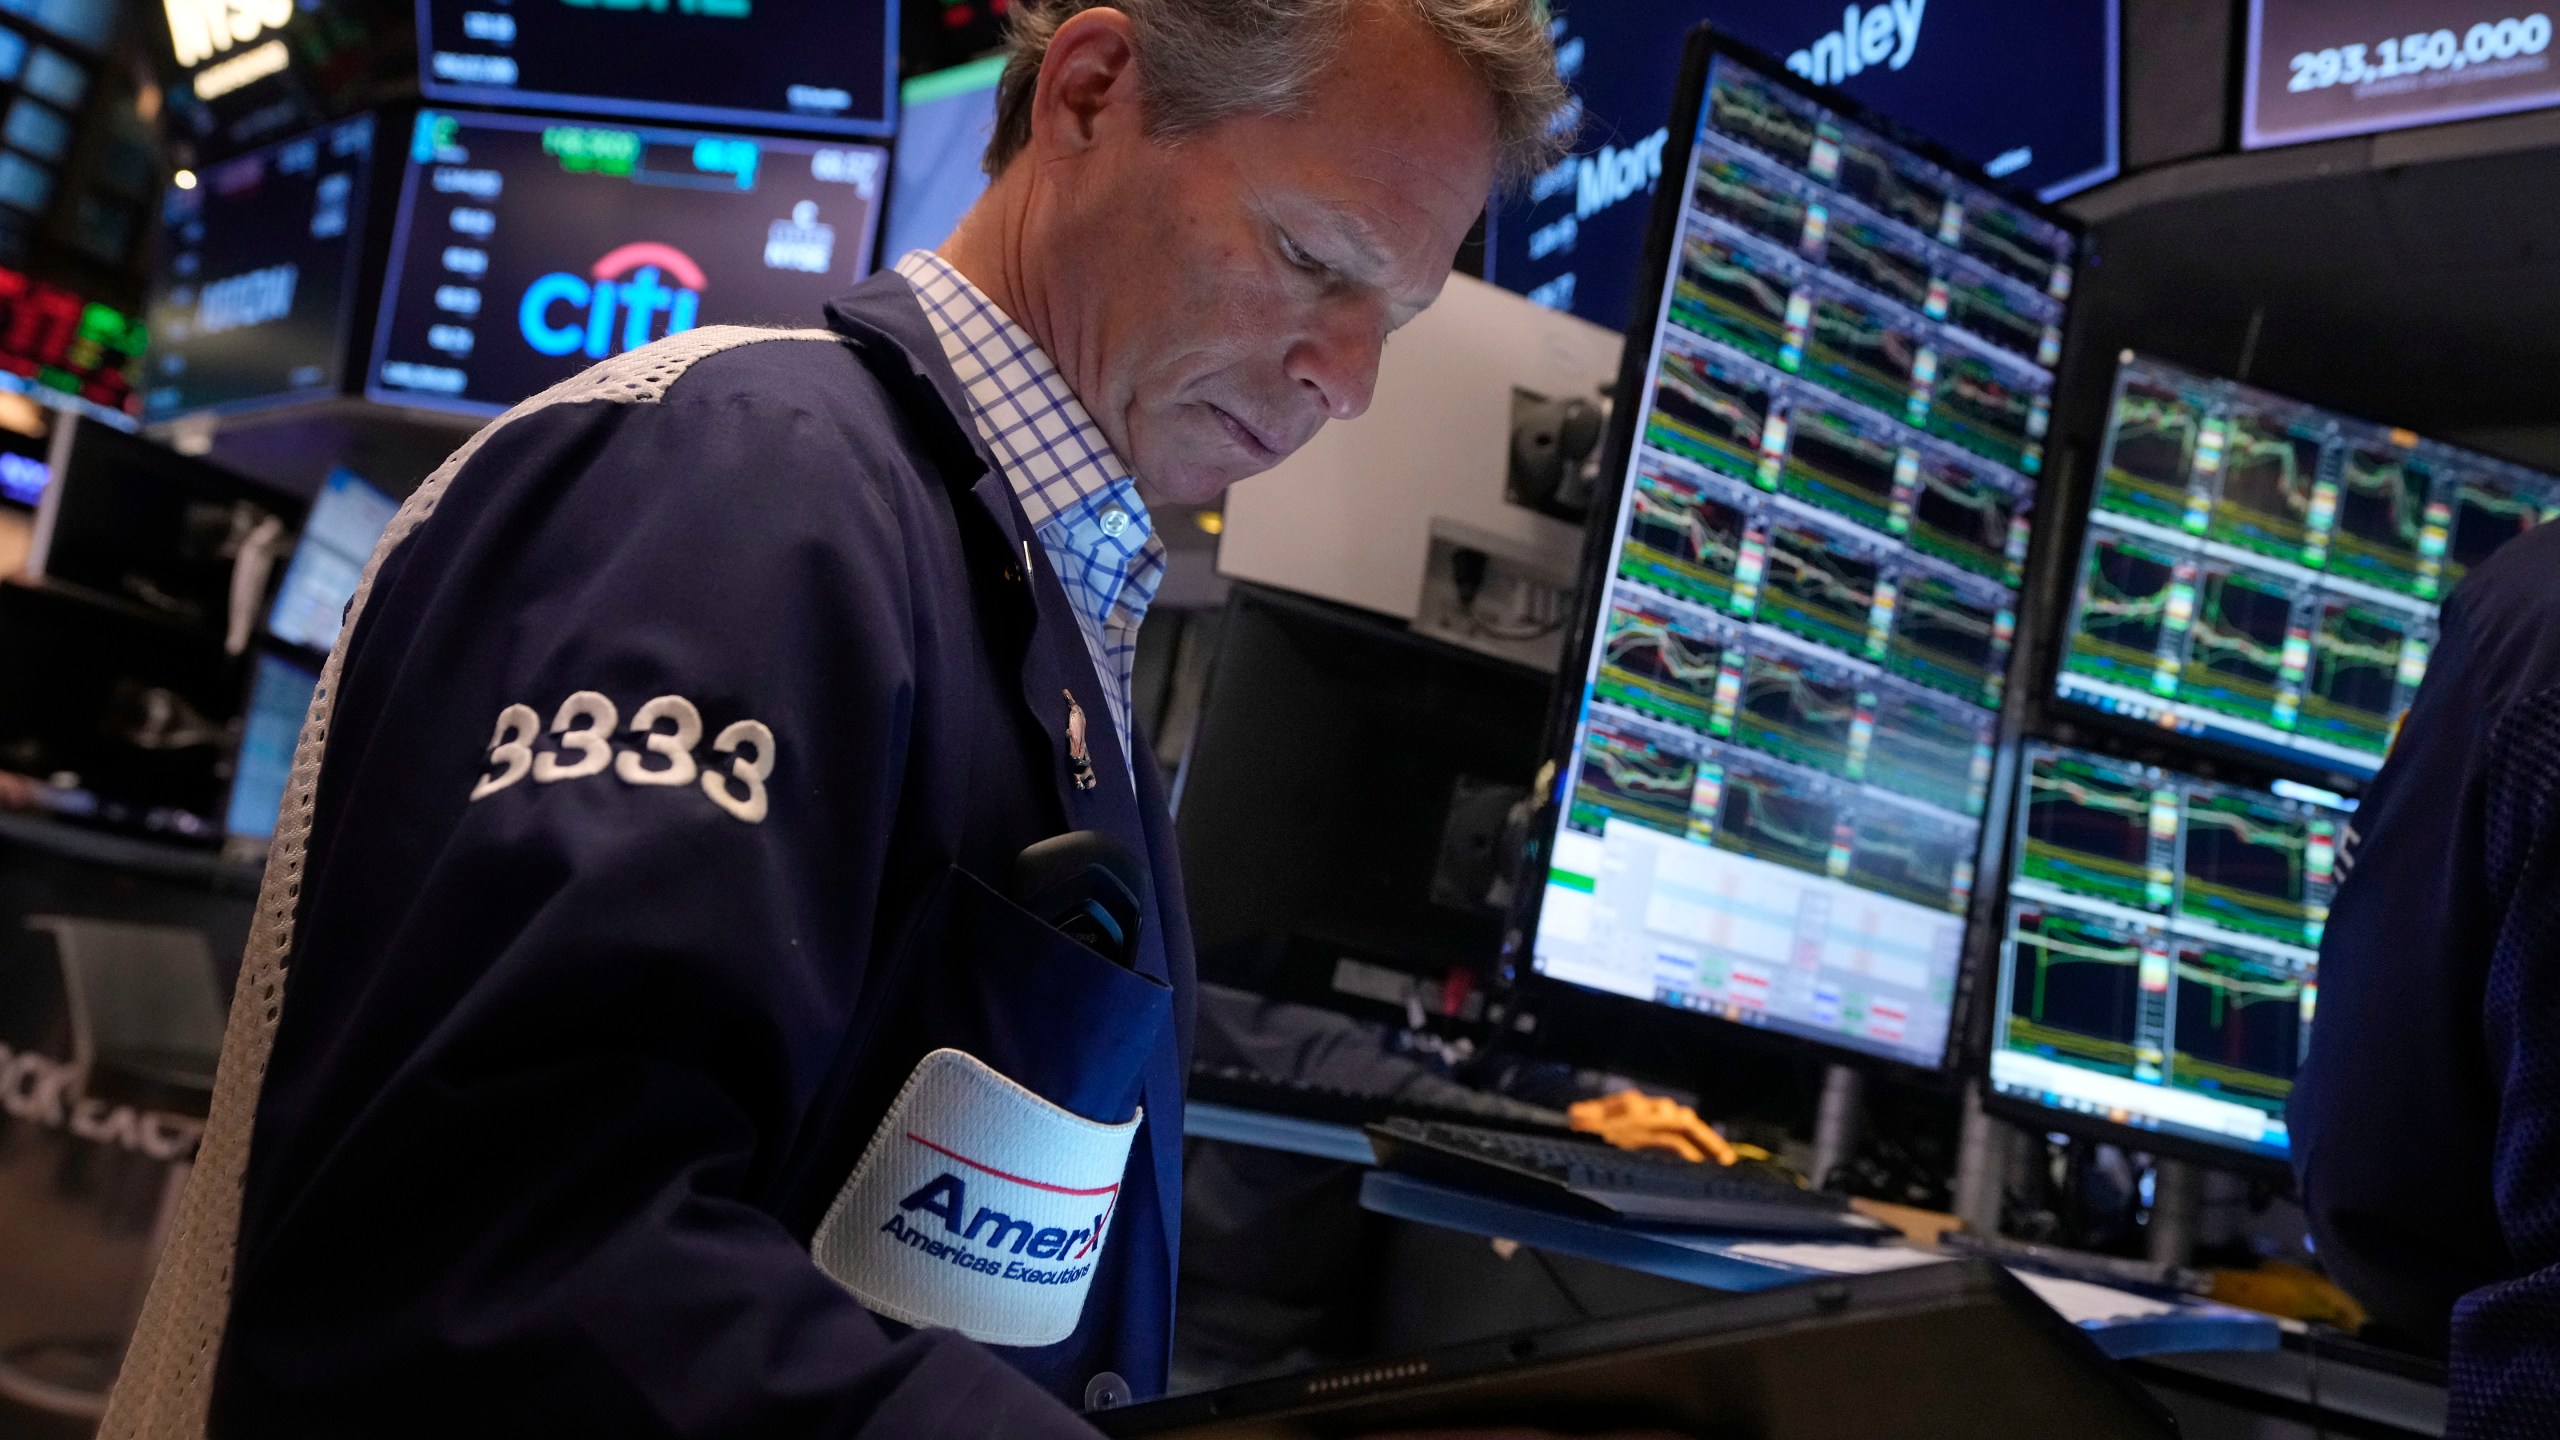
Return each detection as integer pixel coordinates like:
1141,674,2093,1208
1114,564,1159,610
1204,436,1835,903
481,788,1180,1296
1990,742,2350,1163
418,0,895,135
367,111,885,416
144,115,375,422
2057,353,2560,779
1525,48,2078,1071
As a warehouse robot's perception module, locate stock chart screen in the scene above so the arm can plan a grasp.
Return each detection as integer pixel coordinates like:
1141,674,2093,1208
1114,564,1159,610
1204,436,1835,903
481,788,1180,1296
1990,742,2349,1161
2057,353,2560,779
418,0,894,135
367,111,884,416
144,115,375,422
1525,48,2077,1071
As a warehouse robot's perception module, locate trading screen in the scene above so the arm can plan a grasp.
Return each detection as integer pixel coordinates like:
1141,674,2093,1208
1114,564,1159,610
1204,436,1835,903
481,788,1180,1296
2058,354,2560,778
1529,52,2076,1069
224,649,320,843
418,0,894,135
367,111,885,416
1989,742,2348,1161
143,115,374,421
267,467,397,654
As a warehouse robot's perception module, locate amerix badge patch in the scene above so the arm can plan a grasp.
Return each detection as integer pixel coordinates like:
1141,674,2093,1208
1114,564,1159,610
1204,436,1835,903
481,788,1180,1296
810,1048,1141,1348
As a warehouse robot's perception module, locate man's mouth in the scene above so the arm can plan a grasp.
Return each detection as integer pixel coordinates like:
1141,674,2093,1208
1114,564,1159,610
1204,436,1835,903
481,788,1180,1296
1206,403,1282,463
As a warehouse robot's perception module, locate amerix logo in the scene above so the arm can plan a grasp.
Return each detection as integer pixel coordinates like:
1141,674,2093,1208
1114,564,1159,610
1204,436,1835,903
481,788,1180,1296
880,1132,1117,1289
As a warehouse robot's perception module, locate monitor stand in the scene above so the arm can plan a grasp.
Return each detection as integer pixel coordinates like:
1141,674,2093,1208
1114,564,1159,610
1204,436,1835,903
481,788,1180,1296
1808,1063,1865,1191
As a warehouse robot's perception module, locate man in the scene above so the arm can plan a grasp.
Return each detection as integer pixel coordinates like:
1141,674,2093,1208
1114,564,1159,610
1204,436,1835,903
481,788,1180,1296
99,2,1568,1436
2292,520,2560,1437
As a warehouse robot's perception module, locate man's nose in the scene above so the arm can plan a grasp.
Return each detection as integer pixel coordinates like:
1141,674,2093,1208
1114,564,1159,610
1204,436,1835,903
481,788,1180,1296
1282,304,1385,424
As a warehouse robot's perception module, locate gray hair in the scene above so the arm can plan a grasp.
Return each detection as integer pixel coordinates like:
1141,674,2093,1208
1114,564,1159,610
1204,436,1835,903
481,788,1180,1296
983,0,1573,190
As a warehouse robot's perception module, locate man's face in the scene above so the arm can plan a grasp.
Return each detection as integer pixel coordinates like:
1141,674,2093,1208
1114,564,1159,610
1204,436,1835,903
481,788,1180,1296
1040,3,1499,506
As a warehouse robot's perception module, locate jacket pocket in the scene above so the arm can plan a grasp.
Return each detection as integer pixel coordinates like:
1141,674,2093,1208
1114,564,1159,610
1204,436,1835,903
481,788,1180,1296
916,863,1171,1125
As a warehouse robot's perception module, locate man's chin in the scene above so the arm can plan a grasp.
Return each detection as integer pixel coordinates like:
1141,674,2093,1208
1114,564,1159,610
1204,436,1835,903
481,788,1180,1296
1137,451,1273,508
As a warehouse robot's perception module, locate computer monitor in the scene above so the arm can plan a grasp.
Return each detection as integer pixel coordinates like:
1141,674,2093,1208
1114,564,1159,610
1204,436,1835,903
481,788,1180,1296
1509,29,2083,1074
143,115,378,423
266,467,396,654
223,648,319,844
2054,353,2560,782
1176,585,1553,1020
1488,0,2117,329
366,111,887,417
416,0,895,136
883,56,1002,260
25,416,303,640
1985,741,2348,1167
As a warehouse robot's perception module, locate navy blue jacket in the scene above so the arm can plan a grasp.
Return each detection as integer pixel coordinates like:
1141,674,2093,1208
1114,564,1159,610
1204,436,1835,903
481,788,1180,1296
2293,521,2560,1435
210,275,1195,1437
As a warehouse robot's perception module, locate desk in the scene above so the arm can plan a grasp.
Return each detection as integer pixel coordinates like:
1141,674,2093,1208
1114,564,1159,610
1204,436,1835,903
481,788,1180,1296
1358,1171,2284,1361
1182,1102,1375,1164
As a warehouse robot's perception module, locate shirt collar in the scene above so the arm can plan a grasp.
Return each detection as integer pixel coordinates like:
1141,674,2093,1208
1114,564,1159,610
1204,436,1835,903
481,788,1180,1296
891,250,1158,552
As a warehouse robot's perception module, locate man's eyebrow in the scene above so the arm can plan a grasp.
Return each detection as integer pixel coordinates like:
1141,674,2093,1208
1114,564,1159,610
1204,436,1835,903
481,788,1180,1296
1304,202,1394,278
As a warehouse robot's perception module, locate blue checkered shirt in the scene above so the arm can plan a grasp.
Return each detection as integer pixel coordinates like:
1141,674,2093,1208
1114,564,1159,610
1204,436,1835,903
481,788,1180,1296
894,250,1166,772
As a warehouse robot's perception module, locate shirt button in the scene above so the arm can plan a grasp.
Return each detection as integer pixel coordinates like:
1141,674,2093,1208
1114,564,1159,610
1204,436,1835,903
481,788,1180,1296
1099,507,1131,538
1083,1371,1132,1411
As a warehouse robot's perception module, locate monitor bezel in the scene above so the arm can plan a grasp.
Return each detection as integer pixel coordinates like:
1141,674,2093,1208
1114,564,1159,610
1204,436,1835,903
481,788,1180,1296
411,0,899,138
361,108,888,420
1499,23,2091,1081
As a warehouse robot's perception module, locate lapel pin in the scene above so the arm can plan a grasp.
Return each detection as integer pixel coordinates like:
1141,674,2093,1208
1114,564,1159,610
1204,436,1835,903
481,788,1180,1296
1064,690,1097,792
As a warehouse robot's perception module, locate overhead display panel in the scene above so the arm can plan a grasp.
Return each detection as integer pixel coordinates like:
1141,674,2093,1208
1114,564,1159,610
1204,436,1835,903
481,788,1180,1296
368,110,885,416
2246,2,2560,148
1516,35,2083,1074
144,115,377,422
2054,353,2560,781
418,0,896,136
1489,3,2117,331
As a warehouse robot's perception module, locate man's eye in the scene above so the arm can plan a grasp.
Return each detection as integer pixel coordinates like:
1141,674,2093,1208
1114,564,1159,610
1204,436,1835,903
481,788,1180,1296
1278,232,1325,274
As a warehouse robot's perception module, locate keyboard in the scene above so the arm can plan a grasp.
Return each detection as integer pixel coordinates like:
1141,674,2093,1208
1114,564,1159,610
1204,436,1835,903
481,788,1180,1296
1188,1062,1574,1135
1366,1118,1886,1237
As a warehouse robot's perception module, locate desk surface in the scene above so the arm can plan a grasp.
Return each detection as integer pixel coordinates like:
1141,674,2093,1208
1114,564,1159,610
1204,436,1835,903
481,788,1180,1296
1358,1171,2284,1361
1177,1101,2284,1363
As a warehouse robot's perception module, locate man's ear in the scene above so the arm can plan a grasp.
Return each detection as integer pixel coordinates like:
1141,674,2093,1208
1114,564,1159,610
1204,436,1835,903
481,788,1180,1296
1028,8,1144,160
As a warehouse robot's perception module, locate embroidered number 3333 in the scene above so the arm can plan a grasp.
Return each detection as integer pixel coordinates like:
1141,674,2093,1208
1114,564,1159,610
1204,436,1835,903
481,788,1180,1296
470,691,778,823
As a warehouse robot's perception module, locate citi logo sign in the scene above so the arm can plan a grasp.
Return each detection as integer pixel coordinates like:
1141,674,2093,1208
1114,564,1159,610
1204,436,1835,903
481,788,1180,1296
518,242,705,359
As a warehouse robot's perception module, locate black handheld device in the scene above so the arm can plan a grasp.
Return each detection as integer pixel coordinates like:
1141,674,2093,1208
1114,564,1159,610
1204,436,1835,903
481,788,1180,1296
1010,831,1148,968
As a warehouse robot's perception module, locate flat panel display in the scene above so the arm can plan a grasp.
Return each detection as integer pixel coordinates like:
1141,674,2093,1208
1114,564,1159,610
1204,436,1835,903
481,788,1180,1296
225,649,320,842
1490,3,2117,330
418,0,895,136
1988,742,2349,1163
1519,38,2081,1072
268,467,397,653
2245,2,2560,148
884,56,1001,260
144,115,376,422
367,110,885,416
2055,353,2560,779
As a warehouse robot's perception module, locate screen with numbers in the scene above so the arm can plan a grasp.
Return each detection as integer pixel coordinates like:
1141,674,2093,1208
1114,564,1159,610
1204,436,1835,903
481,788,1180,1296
2246,2,2560,147
367,110,884,417
418,0,895,135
